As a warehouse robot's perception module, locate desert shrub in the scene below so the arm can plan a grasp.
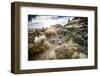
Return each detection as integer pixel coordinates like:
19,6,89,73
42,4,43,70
34,35,46,43
29,35,51,53
55,40,85,59
28,41,51,60
44,27,57,38
28,43,33,49
55,43,71,59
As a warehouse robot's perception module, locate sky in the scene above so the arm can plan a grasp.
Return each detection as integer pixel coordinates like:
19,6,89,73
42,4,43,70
28,15,74,28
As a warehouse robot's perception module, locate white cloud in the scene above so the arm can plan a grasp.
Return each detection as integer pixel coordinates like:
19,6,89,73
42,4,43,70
28,15,74,28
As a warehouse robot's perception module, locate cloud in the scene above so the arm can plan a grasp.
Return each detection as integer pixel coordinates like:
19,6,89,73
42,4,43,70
28,15,74,28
